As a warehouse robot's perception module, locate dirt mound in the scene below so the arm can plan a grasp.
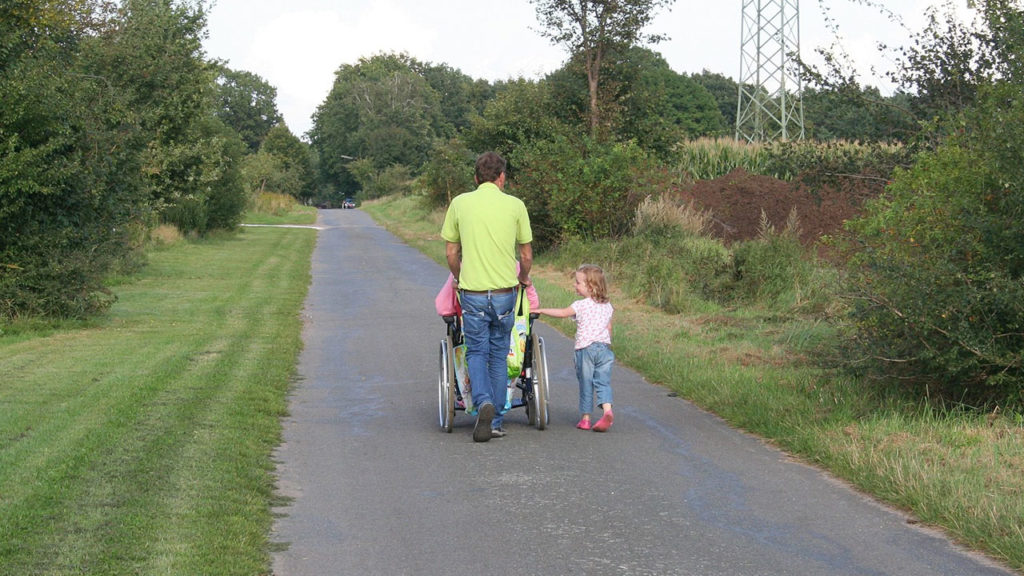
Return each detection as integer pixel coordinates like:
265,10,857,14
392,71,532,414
676,168,880,247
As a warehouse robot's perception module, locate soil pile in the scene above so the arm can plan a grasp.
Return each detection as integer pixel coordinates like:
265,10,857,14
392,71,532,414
676,168,882,247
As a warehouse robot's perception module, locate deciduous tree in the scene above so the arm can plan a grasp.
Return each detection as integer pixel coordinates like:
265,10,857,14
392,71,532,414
310,53,443,198
530,0,674,137
260,124,316,202
214,66,283,152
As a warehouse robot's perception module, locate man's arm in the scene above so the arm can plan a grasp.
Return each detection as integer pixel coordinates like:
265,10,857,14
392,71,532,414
517,243,533,286
446,242,461,280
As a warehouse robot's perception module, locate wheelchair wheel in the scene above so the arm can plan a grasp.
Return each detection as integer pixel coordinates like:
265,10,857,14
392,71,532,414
530,334,550,430
438,337,455,432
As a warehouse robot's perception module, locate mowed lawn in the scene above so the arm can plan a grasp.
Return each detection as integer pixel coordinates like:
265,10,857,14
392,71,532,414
0,226,315,575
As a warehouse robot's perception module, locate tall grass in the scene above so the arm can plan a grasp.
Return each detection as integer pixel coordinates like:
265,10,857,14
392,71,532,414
244,192,317,225
674,137,910,185
675,137,770,180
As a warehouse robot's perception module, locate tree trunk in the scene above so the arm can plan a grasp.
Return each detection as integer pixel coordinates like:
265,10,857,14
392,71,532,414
586,46,603,137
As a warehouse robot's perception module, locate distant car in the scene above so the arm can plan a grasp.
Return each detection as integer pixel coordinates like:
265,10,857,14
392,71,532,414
342,198,356,209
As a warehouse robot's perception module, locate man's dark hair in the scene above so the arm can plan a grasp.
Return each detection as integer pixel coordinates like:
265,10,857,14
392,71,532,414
475,152,506,184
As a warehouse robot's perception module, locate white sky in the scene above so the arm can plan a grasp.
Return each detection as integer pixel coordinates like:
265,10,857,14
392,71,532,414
202,0,965,138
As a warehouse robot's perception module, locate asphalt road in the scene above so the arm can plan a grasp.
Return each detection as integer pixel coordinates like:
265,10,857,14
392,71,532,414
270,208,1014,576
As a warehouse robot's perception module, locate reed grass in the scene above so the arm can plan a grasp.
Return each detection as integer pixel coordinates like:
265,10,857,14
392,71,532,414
244,192,317,225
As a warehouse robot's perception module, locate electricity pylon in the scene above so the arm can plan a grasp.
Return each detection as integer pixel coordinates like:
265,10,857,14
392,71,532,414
736,0,805,142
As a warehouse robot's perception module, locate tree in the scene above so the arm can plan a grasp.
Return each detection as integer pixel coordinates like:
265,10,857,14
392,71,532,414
261,124,315,201
530,0,674,137
545,47,724,159
310,53,444,198
417,62,485,136
463,78,566,160
421,138,476,210
214,66,283,152
691,70,739,134
801,85,916,141
886,3,995,125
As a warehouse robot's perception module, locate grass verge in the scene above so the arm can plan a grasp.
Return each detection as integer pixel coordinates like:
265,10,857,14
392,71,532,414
364,194,1024,574
0,212,315,574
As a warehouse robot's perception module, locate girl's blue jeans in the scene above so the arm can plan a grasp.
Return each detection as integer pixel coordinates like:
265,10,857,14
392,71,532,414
574,342,614,415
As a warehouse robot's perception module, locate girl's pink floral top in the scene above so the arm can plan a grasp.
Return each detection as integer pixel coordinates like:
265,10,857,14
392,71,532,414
570,298,613,350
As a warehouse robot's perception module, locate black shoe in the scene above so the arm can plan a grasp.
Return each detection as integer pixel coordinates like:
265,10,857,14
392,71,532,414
473,402,494,442
490,427,507,438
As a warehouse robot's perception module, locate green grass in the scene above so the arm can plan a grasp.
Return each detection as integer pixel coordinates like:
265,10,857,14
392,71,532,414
0,213,315,574
242,204,317,226
364,194,1024,574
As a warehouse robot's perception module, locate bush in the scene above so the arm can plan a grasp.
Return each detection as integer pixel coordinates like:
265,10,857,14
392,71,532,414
762,139,911,194
156,120,247,235
421,138,475,210
547,197,838,316
626,234,732,313
514,135,673,250
249,192,297,216
0,232,119,319
162,195,209,235
842,92,1024,406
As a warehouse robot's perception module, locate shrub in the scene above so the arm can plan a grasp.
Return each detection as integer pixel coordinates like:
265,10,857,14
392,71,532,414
162,195,209,235
627,234,732,313
550,232,731,315
421,138,475,210
0,232,119,319
347,159,413,200
514,135,673,250
842,90,1024,406
762,139,911,194
150,224,184,245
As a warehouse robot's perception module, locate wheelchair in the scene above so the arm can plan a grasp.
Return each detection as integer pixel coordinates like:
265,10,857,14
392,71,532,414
438,311,550,432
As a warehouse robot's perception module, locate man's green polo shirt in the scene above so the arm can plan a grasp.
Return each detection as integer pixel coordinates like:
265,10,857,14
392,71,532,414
440,182,532,291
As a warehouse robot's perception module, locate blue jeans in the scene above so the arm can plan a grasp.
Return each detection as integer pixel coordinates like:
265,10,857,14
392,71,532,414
460,289,516,428
574,342,614,415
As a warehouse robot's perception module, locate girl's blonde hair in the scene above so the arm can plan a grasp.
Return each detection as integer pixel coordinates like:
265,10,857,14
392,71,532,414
577,264,609,303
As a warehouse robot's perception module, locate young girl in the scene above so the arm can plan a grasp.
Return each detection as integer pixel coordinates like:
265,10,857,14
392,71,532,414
535,264,615,432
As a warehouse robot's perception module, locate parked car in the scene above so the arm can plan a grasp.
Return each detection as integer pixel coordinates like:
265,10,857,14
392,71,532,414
342,198,356,209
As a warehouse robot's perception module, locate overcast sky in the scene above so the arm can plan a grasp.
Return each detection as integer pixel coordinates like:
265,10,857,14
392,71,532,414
202,0,958,137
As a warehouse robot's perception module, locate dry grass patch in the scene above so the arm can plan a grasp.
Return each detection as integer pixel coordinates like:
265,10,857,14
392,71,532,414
150,224,184,245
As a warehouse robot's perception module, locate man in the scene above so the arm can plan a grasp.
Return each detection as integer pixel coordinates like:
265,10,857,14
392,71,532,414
440,152,533,442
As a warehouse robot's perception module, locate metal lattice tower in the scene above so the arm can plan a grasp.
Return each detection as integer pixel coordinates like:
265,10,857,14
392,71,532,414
736,0,805,142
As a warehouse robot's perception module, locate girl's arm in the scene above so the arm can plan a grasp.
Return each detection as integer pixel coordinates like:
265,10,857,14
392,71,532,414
534,306,575,318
